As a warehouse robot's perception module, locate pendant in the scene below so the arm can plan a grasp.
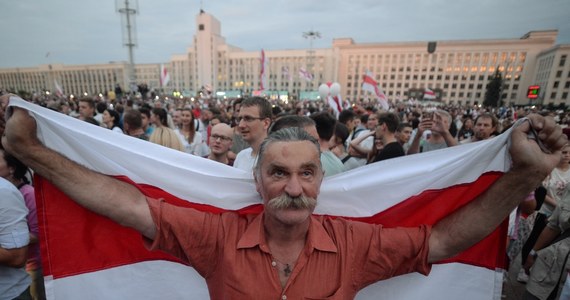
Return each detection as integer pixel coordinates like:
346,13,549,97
284,264,292,277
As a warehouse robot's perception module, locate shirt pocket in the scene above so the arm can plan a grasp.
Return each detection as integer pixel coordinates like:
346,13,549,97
534,246,560,283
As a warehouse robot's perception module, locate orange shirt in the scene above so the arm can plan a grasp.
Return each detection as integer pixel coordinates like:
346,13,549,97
146,198,431,299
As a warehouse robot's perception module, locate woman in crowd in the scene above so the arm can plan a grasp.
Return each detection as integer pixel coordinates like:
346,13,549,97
102,109,123,133
457,117,474,142
176,108,208,156
0,149,45,300
149,108,185,152
520,143,570,283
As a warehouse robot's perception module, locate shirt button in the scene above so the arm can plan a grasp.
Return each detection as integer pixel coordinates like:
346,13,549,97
272,261,277,267
281,295,287,300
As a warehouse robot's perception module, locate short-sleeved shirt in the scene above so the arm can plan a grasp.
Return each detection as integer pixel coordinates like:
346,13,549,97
371,141,406,163
233,147,256,172
0,178,31,299
146,198,431,299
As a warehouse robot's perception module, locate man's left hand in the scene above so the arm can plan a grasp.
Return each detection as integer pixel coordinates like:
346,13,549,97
510,114,566,178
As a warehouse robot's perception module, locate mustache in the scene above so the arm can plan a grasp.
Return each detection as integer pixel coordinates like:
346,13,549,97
267,194,317,210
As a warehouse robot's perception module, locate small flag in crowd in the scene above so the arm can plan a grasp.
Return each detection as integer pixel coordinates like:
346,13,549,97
299,67,313,82
362,72,389,110
260,49,267,91
423,88,436,100
54,80,64,97
282,66,292,81
160,64,170,87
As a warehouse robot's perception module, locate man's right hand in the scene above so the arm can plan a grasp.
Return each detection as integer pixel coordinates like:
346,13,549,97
417,119,433,135
1,95,42,159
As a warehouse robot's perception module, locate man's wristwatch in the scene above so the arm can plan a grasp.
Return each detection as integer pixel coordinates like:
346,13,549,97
530,249,538,258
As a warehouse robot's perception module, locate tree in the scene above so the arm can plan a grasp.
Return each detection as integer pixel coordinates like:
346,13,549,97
484,69,503,108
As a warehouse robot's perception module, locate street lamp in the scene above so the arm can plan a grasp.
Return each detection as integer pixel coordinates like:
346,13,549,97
303,30,321,91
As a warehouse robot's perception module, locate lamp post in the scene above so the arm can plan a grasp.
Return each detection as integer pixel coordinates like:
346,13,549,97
303,30,321,91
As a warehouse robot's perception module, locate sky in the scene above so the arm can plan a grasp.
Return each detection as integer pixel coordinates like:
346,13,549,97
1,0,569,69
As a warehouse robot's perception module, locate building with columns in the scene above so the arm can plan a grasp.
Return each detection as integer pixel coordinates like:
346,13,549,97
1,10,569,107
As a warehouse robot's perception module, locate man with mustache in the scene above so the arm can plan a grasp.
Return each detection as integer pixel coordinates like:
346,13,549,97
1,93,567,298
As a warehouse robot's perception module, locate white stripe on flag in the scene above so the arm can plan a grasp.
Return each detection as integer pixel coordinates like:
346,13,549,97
44,261,500,300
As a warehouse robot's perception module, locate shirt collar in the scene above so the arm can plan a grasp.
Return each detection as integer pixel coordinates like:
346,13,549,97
237,212,337,254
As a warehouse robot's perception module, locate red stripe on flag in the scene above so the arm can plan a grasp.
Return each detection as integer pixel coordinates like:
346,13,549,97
36,172,506,279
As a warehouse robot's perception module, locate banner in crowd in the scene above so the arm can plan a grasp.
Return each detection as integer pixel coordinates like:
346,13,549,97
260,49,267,91
362,72,389,110
159,64,170,87
9,97,510,299
424,88,436,100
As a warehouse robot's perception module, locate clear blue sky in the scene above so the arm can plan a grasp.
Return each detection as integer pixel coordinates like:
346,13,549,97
1,0,568,68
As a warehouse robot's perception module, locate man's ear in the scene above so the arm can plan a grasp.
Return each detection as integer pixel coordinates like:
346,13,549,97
263,118,271,130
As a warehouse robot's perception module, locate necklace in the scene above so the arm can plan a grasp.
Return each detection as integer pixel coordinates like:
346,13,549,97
271,256,296,277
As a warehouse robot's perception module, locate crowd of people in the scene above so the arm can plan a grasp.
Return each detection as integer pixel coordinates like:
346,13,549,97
0,89,569,299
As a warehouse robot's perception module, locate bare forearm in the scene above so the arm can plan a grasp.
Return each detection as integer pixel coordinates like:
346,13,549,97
407,132,421,154
18,144,155,238
442,131,458,147
533,226,560,251
544,195,557,208
349,143,370,157
429,169,542,262
0,246,28,268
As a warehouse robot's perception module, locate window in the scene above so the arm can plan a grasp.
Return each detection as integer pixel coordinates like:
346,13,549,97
563,92,568,100
560,55,567,67
557,70,563,78
199,24,205,31
551,92,557,99
554,81,559,88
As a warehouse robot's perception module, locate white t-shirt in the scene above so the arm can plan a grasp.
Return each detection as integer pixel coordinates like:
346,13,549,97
234,147,257,174
0,178,31,299
175,130,209,157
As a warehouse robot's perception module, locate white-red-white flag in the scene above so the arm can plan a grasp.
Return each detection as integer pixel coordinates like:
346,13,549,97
260,49,267,91
160,64,170,87
362,72,389,110
282,66,292,81
9,97,510,300
299,67,313,82
327,95,342,118
424,88,436,100
54,80,64,97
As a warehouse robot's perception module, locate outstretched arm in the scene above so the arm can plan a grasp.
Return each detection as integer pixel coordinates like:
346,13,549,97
428,115,566,263
2,97,156,239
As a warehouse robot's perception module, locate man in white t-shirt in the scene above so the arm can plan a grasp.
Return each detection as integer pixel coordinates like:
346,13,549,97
233,97,272,172
0,177,31,299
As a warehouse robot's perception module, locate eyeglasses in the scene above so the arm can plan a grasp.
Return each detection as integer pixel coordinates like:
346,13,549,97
236,116,265,123
211,134,232,142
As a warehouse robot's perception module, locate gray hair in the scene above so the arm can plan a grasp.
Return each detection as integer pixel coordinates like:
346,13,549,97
254,127,321,179
437,109,452,124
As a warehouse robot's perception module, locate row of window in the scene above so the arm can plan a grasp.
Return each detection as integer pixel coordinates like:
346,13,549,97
348,52,526,66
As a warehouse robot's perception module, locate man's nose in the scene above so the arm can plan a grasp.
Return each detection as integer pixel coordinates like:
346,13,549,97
285,176,303,198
